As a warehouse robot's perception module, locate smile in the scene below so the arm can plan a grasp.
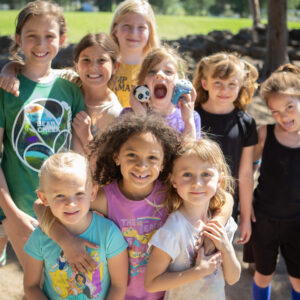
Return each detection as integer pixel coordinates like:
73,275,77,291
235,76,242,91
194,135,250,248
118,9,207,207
33,52,48,57
131,173,149,180
87,74,102,79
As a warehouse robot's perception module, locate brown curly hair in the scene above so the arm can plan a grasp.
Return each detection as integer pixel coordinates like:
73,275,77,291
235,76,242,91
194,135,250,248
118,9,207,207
193,52,258,111
88,113,182,186
165,137,235,215
260,63,300,102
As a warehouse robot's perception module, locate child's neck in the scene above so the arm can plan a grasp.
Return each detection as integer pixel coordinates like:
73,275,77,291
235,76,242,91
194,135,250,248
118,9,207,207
121,51,143,65
202,100,235,114
22,63,54,83
179,202,209,229
82,85,112,107
118,179,155,201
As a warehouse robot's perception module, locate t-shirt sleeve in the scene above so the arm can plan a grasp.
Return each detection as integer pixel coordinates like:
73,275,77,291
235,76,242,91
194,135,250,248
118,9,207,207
243,114,258,147
149,226,180,262
24,227,44,261
0,89,5,128
194,110,201,140
70,84,85,118
106,221,128,259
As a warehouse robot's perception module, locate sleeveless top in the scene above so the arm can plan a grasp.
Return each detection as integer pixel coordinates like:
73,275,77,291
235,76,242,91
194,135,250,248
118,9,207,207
104,180,167,300
253,124,300,220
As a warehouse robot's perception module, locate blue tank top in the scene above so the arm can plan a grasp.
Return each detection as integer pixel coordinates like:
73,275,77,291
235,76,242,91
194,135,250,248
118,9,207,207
253,124,300,220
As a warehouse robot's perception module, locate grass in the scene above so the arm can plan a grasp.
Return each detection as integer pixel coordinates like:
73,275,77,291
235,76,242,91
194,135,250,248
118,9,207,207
0,10,299,43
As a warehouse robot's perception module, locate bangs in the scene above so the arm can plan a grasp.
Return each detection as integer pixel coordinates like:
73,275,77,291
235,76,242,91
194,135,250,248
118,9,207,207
211,61,239,79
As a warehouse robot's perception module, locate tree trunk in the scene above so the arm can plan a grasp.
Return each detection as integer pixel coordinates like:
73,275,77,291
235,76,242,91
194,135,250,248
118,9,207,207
261,0,289,79
248,0,261,28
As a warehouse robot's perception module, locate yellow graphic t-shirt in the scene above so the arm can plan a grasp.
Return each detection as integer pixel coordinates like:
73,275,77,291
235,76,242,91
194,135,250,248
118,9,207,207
110,63,141,108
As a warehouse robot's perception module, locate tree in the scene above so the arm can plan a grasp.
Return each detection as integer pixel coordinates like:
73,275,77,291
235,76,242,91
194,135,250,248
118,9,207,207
261,0,289,78
248,0,261,29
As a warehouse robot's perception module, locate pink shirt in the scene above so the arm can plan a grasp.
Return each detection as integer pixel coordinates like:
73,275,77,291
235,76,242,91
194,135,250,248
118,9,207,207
104,180,167,300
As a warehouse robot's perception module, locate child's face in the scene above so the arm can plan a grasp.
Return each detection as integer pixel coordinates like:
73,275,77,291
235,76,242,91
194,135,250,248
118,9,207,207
267,93,300,133
38,171,97,232
115,12,149,54
171,153,220,209
114,132,164,199
15,15,65,68
75,45,115,90
201,74,241,111
144,58,178,114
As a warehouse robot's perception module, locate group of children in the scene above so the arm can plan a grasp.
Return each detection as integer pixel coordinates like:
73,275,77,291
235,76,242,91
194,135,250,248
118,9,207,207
0,0,299,299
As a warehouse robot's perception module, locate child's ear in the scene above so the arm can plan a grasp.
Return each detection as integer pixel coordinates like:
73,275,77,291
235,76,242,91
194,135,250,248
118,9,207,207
170,174,177,189
218,172,224,186
37,191,50,206
201,78,208,91
112,62,119,75
90,185,98,203
74,61,78,73
113,153,120,166
15,33,21,47
59,33,66,47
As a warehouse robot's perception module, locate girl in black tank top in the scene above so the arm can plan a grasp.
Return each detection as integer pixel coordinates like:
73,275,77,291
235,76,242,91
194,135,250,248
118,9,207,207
249,64,300,300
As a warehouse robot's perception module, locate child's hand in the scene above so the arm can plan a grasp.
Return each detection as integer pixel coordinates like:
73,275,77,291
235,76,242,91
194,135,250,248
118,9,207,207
72,111,93,146
129,85,148,116
0,74,20,97
195,247,222,278
237,215,251,244
178,87,196,123
63,235,99,274
202,220,231,254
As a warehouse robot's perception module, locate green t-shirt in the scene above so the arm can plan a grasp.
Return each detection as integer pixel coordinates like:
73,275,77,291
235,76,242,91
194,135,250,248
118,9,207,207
0,73,85,218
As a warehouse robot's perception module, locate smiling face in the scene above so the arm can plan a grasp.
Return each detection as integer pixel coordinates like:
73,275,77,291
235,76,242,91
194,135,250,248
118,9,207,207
267,93,300,133
143,57,178,114
75,45,115,89
114,132,164,200
171,153,220,209
38,170,97,234
201,74,241,112
15,15,65,69
115,12,149,55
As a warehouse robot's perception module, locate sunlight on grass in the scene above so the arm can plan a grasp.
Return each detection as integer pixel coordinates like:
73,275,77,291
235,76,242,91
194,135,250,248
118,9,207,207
0,10,299,43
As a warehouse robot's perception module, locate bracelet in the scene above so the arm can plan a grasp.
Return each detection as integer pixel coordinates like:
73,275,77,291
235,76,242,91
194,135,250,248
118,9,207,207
253,158,262,165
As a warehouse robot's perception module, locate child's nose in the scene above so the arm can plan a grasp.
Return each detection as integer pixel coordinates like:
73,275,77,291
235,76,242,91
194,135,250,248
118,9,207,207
193,176,204,186
155,70,165,79
136,158,148,168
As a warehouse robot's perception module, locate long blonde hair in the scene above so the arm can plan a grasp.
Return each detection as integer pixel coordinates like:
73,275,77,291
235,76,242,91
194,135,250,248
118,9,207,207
165,137,235,214
193,52,258,111
260,63,300,102
38,152,92,234
110,0,160,55
10,0,66,62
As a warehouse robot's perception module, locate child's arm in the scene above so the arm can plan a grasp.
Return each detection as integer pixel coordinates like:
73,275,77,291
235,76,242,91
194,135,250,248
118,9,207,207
211,192,233,225
71,128,85,155
33,188,108,273
0,61,23,97
237,145,255,244
106,249,128,300
145,246,221,292
23,255,47,300
179,87,197,140
253,125,266,173
203,220,241,285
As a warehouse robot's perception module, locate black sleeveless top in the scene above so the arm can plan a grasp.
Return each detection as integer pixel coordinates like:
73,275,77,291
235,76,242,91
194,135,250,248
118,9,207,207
253,124,300,220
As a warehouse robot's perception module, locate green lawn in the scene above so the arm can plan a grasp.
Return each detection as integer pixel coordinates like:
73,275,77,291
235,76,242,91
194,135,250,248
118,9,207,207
0,10,299,43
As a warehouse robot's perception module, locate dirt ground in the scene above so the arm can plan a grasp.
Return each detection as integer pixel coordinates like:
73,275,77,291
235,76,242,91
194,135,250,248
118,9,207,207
0,95,293,299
